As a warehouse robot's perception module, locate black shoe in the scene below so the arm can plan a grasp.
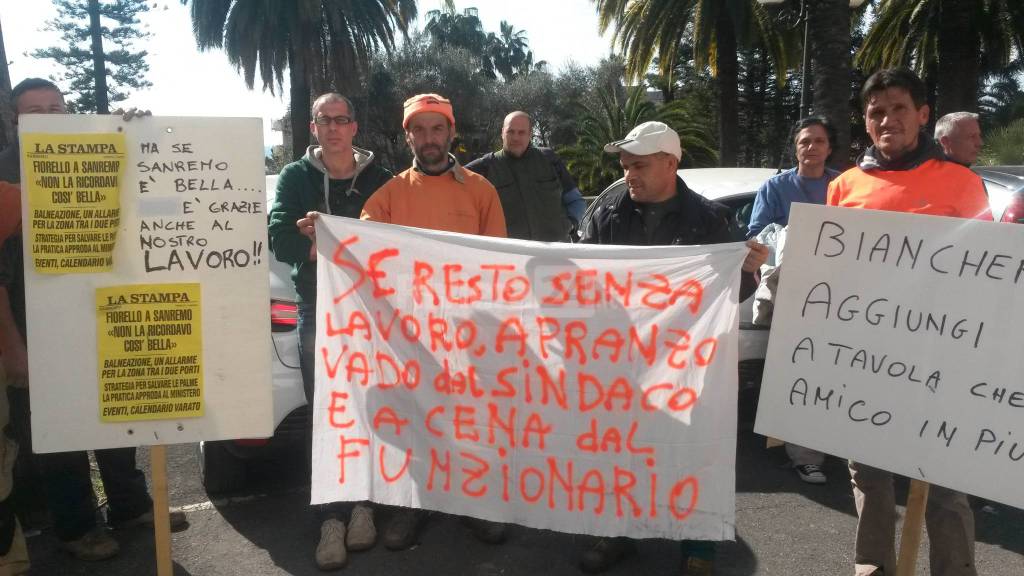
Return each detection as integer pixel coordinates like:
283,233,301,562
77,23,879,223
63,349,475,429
463,517,507,544
580,537,636,573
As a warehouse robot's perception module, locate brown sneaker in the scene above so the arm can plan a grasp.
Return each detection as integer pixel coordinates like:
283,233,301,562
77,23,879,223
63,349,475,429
315,518,347,570
580,537,635,573
345,504,376,552
60,528,120,561
684,556,714,576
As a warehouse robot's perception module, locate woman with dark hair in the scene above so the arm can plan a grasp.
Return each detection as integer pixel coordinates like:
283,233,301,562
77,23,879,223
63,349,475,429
747,116,840,485
747,116,839,239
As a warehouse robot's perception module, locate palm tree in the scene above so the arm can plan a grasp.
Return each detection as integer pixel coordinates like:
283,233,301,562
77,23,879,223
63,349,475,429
184,0,416,160
857,0,1024,117
806,0,861,167
977,117,1024,165
593,0,792,167
424,1,487,53
980,76,1024,129
559,87,717,194
487,21,532,82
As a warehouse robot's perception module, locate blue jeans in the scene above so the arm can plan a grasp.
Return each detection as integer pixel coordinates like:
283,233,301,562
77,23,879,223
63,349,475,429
298,301,350,521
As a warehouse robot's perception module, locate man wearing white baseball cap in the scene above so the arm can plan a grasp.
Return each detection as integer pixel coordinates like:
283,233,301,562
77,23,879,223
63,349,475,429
578,121,768,576
604,120,683,159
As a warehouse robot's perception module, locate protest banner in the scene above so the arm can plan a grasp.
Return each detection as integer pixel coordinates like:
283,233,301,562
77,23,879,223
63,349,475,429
19,114,272,454
755,203,1024,508
311,215,747,540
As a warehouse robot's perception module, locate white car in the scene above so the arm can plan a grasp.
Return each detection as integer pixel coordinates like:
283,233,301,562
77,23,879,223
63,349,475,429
198,175,306,494
580,168,779,391
974,166,1024,224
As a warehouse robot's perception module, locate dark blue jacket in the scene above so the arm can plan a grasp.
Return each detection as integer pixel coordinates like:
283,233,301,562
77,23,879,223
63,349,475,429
579,176,757,300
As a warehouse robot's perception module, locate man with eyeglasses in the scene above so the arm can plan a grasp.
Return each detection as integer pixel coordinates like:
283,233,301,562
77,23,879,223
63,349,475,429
268,92,393,571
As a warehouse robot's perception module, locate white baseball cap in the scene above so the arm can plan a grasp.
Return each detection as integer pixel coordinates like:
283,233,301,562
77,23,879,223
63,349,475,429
603,121,682,160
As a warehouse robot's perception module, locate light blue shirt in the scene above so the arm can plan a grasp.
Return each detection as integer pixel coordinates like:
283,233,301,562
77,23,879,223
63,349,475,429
747,167,840,238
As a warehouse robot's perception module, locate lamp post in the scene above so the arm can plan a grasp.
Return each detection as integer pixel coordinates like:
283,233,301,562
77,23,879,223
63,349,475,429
757,0,867,118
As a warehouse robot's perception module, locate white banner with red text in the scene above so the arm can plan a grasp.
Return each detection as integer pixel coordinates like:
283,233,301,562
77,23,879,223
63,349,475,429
311,215,746,540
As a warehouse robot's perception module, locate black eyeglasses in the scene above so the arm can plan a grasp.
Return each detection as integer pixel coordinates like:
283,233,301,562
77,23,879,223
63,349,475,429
314,115,354,126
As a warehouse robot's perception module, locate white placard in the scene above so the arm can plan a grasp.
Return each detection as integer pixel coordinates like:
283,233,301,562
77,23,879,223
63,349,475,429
312,215,746,540
20,115,272,452
755,203,1024,508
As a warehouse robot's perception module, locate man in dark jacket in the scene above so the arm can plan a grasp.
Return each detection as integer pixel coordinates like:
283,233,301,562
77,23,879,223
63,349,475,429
267,92,392,571
580,121,764,298
578,121,767,576
0,78,183,566
466,111,585,241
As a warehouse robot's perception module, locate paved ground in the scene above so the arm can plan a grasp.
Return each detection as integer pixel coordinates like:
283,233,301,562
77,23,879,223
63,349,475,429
22,422,1024,576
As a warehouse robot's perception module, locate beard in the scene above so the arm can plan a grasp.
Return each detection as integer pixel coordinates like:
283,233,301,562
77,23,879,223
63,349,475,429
413,139,451,167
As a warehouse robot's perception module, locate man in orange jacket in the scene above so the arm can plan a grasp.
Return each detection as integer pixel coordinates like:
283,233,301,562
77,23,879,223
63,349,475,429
828,68,988,576
359,94,506,237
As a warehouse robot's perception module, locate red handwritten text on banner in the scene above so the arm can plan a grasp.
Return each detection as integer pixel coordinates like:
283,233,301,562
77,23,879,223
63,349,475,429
311,217,745,540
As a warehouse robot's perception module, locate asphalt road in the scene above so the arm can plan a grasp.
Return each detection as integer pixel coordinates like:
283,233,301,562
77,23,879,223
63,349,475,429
24,424,1024,576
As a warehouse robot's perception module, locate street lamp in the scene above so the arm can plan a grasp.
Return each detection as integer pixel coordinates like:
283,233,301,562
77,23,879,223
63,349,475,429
757,0,868,117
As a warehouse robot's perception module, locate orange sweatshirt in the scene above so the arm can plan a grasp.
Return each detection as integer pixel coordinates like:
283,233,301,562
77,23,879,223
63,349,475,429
361,163,507,237
827,159,991,221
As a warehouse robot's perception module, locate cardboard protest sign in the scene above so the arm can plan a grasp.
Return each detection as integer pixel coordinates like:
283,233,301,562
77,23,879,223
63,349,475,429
19,115,272,453
755,204,1024,508
312,216,746,540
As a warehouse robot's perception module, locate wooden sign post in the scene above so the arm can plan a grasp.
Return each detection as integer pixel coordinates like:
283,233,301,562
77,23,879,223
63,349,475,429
150,445,172,576
895,479,930,576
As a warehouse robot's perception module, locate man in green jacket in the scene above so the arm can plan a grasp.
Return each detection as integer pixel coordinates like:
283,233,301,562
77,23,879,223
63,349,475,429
267,92,392,571
466,111,585,241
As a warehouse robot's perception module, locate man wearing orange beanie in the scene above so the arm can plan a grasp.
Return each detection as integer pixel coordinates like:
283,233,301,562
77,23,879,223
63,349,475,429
359,93,506,237
363,93,506,549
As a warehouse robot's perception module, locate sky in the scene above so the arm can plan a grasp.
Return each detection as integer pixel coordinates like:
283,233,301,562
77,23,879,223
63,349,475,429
2,1,616,147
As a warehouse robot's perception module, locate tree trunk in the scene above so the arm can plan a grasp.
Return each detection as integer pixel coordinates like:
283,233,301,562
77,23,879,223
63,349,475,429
288,45,310,162
716,7,739,167
925,60,939,134
935,0,979,117
0,17,13,150
88,0,109,114
808,0,853,168
741,50,756,167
